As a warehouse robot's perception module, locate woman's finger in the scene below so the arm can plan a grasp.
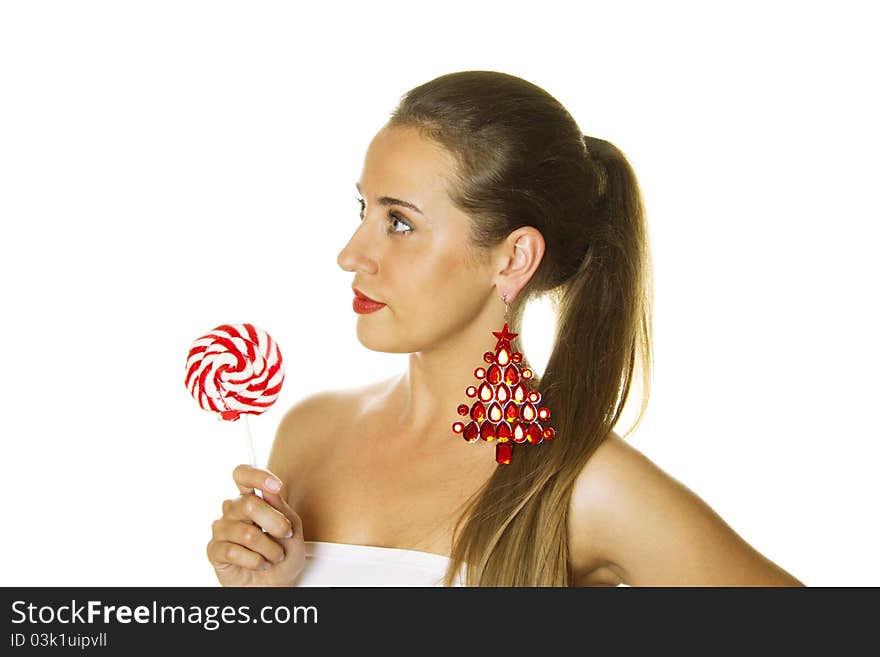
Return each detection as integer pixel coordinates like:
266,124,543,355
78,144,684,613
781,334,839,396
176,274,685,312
231,520,287,564
232,463,283,497
227,494,293,540
207,539,271,572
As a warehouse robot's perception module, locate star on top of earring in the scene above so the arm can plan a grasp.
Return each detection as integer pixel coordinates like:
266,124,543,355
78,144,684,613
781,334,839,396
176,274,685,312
492,323,518,344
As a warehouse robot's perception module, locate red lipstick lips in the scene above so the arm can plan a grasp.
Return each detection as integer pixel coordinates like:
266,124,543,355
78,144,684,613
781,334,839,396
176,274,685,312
352,287,386,314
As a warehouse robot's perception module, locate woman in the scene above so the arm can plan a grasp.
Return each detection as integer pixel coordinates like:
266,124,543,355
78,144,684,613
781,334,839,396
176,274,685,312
207,70,805,587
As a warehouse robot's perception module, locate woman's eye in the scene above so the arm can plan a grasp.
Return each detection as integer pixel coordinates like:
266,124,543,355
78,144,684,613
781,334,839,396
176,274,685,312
356,196,413,236
387,214,414,235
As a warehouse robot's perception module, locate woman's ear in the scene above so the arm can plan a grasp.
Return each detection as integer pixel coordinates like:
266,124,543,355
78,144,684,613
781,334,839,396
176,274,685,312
495,227,545,304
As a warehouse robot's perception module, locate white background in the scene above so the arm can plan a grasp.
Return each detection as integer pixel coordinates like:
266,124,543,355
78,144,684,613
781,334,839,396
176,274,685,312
1,1,876,586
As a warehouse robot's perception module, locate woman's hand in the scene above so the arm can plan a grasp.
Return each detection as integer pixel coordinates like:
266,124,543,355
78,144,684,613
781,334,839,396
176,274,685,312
206,464,306,587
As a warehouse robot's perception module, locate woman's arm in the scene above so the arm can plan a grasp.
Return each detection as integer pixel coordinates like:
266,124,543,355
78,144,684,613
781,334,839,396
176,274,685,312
569,435,806,587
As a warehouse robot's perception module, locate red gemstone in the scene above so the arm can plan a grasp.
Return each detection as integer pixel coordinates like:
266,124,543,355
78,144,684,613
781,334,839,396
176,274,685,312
526,423,543,444
543,427,555,440
457,404,469,416
452,421,463,433
496,421,512,442
480,421,496,442
504,365,519,385
504,401,519,422
463,421,480,442
487,363,502,384
470,401,486,423
512,421,528,443
488,401,503,422
466,385,477,397
496,442,512,465
483,351,495,363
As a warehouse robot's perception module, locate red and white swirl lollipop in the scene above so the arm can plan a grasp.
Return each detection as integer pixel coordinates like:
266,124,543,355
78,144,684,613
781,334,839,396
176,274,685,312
184,323,284,466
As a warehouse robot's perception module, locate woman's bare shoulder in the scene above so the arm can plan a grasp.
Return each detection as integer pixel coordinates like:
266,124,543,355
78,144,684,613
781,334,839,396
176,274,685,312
265,381,386,482
265,390,342,483
566,431,634,585
568,431,805,586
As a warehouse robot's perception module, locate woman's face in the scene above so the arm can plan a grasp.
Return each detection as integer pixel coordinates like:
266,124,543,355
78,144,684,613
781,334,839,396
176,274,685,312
337,125,495,353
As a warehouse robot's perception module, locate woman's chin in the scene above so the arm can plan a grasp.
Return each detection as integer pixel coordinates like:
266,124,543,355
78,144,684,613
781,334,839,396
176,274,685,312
355,328,419,355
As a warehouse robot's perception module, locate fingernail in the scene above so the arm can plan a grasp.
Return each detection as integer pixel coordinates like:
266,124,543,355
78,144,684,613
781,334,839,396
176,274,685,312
284,528,293,538
264,477,281,492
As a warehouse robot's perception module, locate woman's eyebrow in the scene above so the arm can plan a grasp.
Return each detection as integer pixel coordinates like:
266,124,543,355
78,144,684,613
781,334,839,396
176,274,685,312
355,182,424,215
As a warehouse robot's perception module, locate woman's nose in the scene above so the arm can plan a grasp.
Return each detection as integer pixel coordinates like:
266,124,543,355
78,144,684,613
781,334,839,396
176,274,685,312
337,226,378,274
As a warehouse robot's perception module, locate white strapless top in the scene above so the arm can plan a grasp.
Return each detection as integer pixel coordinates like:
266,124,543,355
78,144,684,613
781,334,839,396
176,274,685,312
290,541,466,587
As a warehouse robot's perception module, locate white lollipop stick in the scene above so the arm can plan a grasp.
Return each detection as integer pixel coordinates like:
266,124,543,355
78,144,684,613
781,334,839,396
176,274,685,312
239,413,263,500
241,413,257,467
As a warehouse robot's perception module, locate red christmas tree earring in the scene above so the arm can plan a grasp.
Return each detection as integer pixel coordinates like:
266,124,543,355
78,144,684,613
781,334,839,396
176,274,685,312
451,293,556,465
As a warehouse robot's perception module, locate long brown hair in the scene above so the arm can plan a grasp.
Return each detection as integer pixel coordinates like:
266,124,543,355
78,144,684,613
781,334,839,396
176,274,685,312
387,71,653,586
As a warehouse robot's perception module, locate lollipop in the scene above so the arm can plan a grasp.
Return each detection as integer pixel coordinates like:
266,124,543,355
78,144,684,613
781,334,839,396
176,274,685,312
184,323,284,467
